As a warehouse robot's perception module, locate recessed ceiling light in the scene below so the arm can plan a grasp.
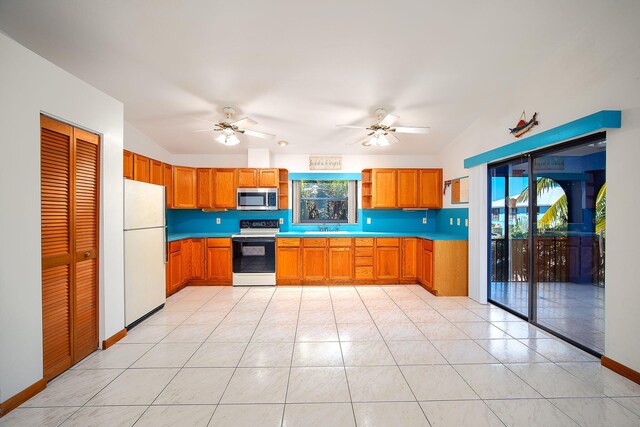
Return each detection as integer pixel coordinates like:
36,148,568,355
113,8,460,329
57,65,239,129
277,140,289,147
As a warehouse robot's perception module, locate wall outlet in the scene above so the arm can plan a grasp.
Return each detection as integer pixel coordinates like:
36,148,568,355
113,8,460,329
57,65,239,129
216,218,221,225
456,218,461,226
422,217,427,224
465,218,469,227
366,218,371,225
279,218,284,225
449,218,453,225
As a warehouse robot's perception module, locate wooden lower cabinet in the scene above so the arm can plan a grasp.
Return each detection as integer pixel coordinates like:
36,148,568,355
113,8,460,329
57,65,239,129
167,241,183,296
206,238,232,285
328,247,353,281
401,238,419,280
375,246,400,281
276,247,301,284
417,239,468,296
190,239,205,280
181,239,191,284
302,247,327,282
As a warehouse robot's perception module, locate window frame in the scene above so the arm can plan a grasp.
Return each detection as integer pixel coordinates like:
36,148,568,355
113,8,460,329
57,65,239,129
292,180,358,224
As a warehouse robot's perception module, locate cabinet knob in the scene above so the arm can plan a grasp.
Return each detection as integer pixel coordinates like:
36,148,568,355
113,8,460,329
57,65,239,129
84,251,91,258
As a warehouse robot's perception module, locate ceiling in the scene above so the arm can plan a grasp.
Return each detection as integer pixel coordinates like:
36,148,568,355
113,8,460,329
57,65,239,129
0,0,596,155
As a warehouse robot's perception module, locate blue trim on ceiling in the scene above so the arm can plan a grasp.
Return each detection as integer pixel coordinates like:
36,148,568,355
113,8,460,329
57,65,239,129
289,172,362,181
464,110,621,168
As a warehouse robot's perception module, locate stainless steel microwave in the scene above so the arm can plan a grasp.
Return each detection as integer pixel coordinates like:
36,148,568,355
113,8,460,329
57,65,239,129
236,188,279,210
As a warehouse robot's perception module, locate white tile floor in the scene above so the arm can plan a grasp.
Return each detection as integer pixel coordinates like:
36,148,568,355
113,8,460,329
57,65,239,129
2,285,639,427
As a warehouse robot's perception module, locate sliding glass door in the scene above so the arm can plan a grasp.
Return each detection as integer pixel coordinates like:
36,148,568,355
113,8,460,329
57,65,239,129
488,133,606,355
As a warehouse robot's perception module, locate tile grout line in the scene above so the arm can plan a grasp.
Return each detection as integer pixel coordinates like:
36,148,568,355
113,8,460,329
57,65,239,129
205,286,278,426
328,287,359,426
279,287,304,427
354,285,433,427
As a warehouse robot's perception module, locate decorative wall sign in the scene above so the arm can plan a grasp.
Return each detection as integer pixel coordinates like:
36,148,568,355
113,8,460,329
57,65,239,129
309,156,342,170
534,156,565,171
509,111,539,138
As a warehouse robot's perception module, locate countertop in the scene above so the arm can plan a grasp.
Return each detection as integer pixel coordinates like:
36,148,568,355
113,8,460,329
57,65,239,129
168,231,467,241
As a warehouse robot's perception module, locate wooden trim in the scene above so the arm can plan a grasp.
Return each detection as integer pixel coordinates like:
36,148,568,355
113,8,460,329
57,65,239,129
602,356,640,385
101,328,127,350
0,378,46,417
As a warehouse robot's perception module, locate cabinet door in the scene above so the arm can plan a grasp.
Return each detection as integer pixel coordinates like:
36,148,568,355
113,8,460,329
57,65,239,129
416,240,423,283
190,239,205,280
123,150,134,179
181,239,191,284
423,249,434,289
163,163,173,208
372,169,397,208
206,247,232,283
375,246,400,280
215,169,236,208
169,251,182,293
401,238,418,280
149,159,163,185
328,247,353,281
236,168,257,187
133,154,150,183
197,168,215,208
302,247,327,281
173,166,197,208
397,169,419,208
258,169,279,187
276,247,301,281
419,169,443,208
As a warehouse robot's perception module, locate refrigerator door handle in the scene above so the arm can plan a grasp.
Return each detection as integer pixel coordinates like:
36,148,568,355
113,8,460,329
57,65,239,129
163,226,168,264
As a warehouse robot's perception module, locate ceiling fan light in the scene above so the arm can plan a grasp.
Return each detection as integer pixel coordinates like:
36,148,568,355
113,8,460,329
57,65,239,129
377,134,390,146
226,134,240,146
368,135,378,146
215,134,227,144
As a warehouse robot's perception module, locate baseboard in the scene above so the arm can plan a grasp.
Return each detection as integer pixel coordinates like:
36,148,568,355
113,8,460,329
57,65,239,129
602,356,640,385
101,328,127,350
0,378,46,417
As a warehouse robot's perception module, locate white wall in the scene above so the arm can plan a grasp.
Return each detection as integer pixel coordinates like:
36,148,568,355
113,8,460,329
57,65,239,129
124,121,173,164
436,3,640,371
0,33,125,401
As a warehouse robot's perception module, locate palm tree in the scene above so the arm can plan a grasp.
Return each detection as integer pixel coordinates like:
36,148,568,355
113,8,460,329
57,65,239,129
596,183,606,235
516,178,567,230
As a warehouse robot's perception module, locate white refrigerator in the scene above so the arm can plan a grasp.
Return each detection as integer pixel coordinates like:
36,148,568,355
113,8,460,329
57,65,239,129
124,179,167,328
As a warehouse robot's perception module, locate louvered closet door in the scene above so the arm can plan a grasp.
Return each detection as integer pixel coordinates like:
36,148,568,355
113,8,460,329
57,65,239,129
41,116,74,381
73,128,99,361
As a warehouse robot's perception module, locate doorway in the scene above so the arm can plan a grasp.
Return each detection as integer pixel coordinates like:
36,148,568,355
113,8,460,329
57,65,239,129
40,115,100,380
488,132,606,355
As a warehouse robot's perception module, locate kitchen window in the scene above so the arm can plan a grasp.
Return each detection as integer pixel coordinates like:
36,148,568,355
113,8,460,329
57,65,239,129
292,180,358,224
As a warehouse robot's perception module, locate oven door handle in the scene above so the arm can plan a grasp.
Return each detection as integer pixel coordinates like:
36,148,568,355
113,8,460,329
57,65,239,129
232,238,276,244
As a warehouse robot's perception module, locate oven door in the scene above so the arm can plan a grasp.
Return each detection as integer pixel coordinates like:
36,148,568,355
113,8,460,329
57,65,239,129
232,237,276,273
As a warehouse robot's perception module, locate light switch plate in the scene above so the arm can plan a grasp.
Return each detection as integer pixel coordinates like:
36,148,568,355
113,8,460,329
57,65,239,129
465,219,469,227
422,217,427,224
366,218,371,225
216,218,221,225
279,218,284,225
449,218,453,225
457,218,461,226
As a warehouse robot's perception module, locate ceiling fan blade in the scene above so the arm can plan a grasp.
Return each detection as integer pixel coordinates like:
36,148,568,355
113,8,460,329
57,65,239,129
231,117,257,127
379,114,399,127
337,125,369,129
389,132,401,142
391,126,431,134
242,129,275,139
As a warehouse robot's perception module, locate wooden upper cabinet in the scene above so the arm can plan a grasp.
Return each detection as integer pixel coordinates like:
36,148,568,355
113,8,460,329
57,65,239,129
163,163,173,208
259,169,279,187
236,168,257,188
149,159,163,185
397,169,419,208
401,238,419,279
197,168,215,208
173,166,197,208
372,169,397,208
123,150,134,179
419,169,443,208
215,169,236,208
133,154,150,183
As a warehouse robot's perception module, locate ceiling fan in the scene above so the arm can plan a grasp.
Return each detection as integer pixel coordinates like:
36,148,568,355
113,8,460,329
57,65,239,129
339,108,430,146
195,107,275,146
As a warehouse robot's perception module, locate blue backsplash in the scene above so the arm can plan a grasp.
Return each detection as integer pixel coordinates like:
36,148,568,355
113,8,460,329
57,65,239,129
167,207,468,236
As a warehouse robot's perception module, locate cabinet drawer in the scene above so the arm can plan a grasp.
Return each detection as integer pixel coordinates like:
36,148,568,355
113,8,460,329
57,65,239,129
278,238,301,247
303,238,327,247
376,237,400,247
355,266,374,279
355,247,373,257
354,238,374,247
355,256,373,267
329,238,352,247
422,239,433,251
169,240,181,253
207,237,231,247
